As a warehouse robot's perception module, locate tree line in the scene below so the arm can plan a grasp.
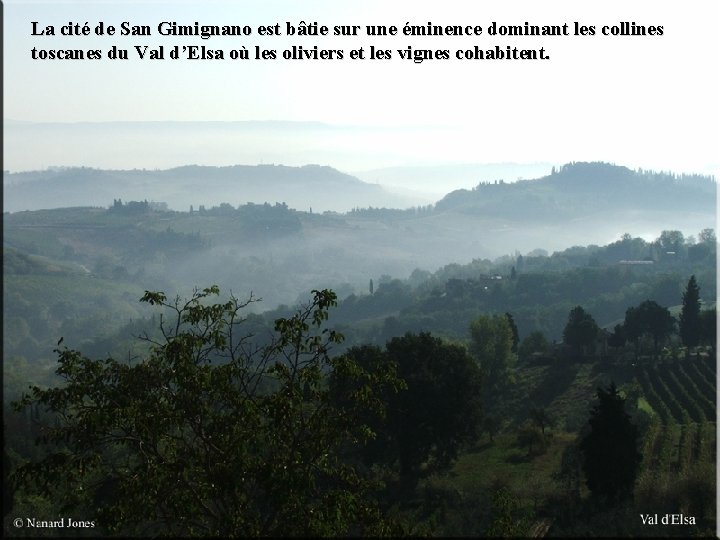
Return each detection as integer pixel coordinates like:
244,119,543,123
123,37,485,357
7,272,713,535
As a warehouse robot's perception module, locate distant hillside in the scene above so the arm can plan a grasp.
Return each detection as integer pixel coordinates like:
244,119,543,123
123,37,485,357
2,164,413,213
5,161,716,274
353,162,552,198
435,162,716,221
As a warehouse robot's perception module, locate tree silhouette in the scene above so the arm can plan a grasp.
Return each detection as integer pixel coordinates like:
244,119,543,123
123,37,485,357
518,330,549,361
698,228,716,244
470,314,514,406
384,332,483,488
505,312,520,353
334,333,482,491
580,382,641,505
656,229,685,258
699,308,717,353
624,300,675,359
607,323,626,349
530,405,554,436
679,275,701,348
12,287,399,536
516,424,544,457
563,306,599,354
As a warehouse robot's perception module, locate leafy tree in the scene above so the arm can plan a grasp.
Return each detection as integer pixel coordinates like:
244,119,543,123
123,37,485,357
624,300,675,358
505,313,520,353
579,382,641,505
382,333,483,488
516,424,544,457
328,344,404,470
698,228,716,244
333,334,482,492
530,405,554,436
482,415,502,442
623,305,644,358
649,274,681,307
679,275,701,348
562,306,599,354
470,314,515,403
688,228,716,262
605,233,649,262
607,323,626,349
699,308,717,353
518,331,549,361
656,229,685,257
12,287,399,537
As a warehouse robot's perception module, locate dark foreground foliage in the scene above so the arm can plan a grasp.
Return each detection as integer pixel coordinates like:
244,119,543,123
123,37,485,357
11,287,404,536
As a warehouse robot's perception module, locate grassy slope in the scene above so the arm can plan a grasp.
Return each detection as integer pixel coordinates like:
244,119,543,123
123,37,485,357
421,351,716,534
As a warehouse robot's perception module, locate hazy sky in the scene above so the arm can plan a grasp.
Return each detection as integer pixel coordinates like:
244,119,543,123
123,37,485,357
3,0,719,179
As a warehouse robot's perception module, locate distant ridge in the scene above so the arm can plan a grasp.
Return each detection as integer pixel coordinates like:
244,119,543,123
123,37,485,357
435,162,716,221
3,164,414,213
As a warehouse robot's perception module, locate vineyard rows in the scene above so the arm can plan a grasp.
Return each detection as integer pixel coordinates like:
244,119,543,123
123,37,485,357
641,418,716,472
633,355,716,528
637,355,716,425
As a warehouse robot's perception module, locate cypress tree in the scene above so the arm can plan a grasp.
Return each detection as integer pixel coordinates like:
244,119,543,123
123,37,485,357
679,275,701,348
580,382,641,505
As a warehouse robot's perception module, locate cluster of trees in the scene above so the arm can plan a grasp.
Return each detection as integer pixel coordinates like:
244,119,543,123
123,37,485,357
323,229,716,350
4,216,715,535
612,276,715,358
6,287,487,535
470,313,516,408
5,276,713,536
437,162,716,221
109,198,152,214
5,199,715,385
347,205,434,219
336,334,482,491
548,275,715,361
9,288,400,536
563,306,600,354
512,228,716,270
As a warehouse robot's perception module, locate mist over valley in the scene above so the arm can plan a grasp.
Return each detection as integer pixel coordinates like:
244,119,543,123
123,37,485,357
4,161,715,342
6,0,718,532
4,102,719,540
